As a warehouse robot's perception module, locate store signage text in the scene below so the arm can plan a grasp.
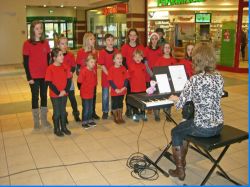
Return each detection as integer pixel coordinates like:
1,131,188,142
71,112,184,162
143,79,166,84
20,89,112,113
157,0,205,7
103,3,128,15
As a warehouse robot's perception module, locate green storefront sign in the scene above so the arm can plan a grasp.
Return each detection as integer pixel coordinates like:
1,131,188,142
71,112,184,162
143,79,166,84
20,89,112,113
220,22,236,67
157,0,205,6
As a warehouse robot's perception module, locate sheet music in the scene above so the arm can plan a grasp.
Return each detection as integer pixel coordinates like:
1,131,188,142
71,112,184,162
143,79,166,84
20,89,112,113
169,65,188,92
155,74,171,94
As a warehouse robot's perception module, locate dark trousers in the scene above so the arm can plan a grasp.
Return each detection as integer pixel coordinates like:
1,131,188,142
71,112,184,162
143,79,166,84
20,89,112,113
68,90,79,114
51,96,67,126
29,78,47,109
125,82,131,111
111,95,124,110
241,44,246,59
171,119,223,146
82,98,93,124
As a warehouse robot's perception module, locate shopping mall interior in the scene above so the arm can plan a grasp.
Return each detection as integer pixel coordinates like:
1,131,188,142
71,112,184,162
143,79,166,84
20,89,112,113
0,0,249,185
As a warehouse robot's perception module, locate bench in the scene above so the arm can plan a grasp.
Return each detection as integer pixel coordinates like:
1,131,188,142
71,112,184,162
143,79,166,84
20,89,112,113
159,125,248,185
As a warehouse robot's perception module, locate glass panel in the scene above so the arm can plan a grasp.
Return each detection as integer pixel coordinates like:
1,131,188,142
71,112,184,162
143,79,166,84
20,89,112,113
60,23,67,37
48,40,54,48
67,22,73,38
239,7,248,68
44,23,54,39
27,24,30,39
68,40,74,48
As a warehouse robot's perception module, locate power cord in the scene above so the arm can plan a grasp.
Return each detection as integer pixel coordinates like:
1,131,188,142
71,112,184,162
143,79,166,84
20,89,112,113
0,157,127,179
126,117,159,181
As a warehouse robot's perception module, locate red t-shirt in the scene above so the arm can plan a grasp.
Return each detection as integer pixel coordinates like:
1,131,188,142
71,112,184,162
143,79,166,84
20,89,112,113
178,59,193,78
63,51,76,78
98,48,118,88
145,46,162,82
121,44,145,69
154,56,177,67
45,64,71,98
129,62,147,93
23,40,50,79
76,48,98,85
108,66,128,96
77,67,96,99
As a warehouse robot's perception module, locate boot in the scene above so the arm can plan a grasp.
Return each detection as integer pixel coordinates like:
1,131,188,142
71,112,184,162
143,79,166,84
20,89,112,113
52,116,64,137
73,111,81,122
32,109,40,129
118,108,125,124
170,140,189,167
112,110,119,124
40,107,52,128
168,146,186,181
60,115,71,135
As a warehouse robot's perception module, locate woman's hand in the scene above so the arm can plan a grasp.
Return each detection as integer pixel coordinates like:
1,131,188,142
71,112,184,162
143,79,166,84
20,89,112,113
169,95,179,102
59,90,66,97
28,80,34,84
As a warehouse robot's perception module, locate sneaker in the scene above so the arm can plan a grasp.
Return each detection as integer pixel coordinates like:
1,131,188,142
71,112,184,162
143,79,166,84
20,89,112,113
132,114,140,122
102,112,108,120
92,113,100,120
82,124,91,129
89,121,97,127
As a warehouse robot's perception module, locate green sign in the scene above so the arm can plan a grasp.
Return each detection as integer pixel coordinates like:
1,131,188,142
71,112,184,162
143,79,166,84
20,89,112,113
157,0,205,6
220,22,236,67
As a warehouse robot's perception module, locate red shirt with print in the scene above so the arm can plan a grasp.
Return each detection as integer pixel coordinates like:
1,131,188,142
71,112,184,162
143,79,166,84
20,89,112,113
77,67,96,99
178,58,193,78
108,66,128,96
63,51,76,78
23,40,50,79
45,64,71,98
129,62,147,93
98,48,118,87
154,56,177,67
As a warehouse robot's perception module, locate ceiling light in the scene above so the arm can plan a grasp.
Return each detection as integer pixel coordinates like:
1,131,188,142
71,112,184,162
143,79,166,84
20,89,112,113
43,5,47,7
74,6,77,9
60,4,64,8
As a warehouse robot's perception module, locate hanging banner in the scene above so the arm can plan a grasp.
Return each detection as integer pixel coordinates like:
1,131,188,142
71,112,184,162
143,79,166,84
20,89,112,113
219,22,236,67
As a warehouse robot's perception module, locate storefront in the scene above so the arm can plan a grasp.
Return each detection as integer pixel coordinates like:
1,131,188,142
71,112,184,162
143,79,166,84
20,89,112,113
26,7,77,49
86,3,128,49
146,0,248,71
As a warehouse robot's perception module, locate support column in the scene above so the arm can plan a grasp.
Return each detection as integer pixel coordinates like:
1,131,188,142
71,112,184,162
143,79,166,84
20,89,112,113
76,9,86,48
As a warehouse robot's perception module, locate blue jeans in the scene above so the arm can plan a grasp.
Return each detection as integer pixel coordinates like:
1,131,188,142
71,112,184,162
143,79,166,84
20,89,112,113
102,87,109,113
171,119,223,146
82,99,93,124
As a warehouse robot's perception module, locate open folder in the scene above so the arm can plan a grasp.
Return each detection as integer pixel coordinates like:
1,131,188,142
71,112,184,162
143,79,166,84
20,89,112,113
153,65,188,94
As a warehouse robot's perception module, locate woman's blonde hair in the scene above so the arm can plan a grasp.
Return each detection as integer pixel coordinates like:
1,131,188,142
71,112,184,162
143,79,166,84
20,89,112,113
82,32,95,51
192,43,216,74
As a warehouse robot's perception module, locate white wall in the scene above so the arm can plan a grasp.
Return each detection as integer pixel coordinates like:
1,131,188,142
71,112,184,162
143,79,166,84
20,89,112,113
0,0,27,65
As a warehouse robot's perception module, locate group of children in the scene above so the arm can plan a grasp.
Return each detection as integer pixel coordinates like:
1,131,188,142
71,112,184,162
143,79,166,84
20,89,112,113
23,20,194,137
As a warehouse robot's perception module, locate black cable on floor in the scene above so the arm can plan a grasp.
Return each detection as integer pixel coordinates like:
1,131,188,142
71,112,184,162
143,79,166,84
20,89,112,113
0,157,127,179
126,118,159,181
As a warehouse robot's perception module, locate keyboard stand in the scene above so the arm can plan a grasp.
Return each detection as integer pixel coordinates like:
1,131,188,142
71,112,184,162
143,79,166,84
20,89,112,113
143,111,178,178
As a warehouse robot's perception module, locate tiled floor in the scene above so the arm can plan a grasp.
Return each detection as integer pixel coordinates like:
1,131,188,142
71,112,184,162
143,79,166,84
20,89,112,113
0,65,248,185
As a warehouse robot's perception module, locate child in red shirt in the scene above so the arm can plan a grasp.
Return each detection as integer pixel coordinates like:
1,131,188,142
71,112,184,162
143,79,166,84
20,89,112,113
58,37,81,123
121,29,145,118
178,43,194,78
98,33,118,119
45,48,71,137
76,32,100,120
154,42,177,121
77,55,97,129
129,49,148,122
108,53,128,124
22,20,51,130
154,43,177,67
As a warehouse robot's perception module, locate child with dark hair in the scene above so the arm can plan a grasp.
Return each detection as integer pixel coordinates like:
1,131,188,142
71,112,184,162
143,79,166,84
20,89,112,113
98,33,118,119
45,48,72,137
58,36,81,122
23,20,51,130
108,52,128,124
